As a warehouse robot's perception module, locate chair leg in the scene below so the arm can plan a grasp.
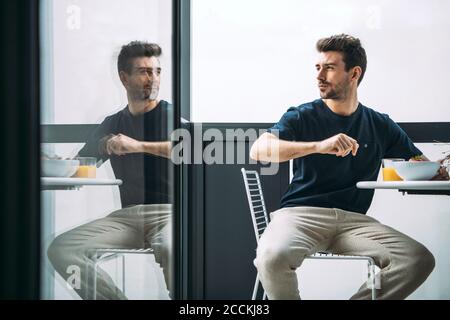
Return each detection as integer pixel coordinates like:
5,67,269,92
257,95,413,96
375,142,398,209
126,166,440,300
367,260,377,300
121,254,126,296
85,251,96,300
252,274,259,300
93,261,98,300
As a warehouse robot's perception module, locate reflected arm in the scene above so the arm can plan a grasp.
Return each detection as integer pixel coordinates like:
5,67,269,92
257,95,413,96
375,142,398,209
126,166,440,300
103,133,172,159
140,141,172,159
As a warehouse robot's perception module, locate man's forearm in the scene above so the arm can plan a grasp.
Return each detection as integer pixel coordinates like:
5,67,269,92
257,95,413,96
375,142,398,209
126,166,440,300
140,141,172,159
251,135,319,163
277,140,319,162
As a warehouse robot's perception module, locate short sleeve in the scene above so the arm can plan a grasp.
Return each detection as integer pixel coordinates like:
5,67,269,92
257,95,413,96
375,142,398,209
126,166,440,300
78,115,116,162
383,115,422,159
267,107,301,141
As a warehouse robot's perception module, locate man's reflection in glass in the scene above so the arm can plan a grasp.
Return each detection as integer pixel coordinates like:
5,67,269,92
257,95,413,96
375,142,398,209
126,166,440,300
47,41,174,300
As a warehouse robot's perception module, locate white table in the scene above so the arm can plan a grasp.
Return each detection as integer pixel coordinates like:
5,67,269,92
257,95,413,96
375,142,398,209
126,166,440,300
357,181,450,196
41,177,122,191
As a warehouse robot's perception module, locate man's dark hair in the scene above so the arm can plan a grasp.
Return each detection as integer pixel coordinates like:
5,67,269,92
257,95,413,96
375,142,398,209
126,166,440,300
117,41,162,74
316,34,367,85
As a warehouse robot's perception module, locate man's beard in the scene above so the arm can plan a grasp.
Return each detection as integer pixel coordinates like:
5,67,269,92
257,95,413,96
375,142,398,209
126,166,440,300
149,87,159,101
319,82,349,100
131,87,159,101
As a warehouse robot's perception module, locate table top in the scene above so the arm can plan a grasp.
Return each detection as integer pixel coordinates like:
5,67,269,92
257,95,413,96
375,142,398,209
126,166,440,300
357,181,450,190
41,177,122,190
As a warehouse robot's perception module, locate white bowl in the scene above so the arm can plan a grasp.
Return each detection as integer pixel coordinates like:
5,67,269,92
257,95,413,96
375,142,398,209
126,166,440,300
393,161,440,181
42,159,80,177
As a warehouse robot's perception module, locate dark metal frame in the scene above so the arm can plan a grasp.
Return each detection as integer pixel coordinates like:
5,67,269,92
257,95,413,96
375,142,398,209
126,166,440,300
399,122,450,143
187,123,205,299
173,0,189,300
0,0,41,299
400,190,450,196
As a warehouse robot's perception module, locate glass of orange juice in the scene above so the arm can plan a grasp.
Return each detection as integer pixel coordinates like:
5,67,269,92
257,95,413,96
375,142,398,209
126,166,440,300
74,157,96,178
382,159,404,181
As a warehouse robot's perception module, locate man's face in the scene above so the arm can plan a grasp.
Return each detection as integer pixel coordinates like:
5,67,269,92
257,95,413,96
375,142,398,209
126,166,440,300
123,56,161,101
315,51,352,100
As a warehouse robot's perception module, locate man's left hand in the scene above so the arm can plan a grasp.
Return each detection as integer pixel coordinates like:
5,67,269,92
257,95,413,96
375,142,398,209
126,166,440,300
432,155,450,180
106,134,142,156
431,166,449,180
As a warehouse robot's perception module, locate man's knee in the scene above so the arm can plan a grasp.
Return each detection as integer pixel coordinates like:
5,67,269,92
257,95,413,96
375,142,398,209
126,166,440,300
47,235,63,265
47,233,80,270
407,243,435,279
152,241,171,266
255,245,294,273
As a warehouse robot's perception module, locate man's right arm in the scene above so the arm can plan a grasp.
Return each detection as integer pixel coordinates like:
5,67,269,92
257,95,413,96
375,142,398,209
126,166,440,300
250,132,359,163
250,132,318,162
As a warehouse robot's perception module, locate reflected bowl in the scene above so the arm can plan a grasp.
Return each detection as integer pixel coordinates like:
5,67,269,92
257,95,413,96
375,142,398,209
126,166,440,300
42,159,80,177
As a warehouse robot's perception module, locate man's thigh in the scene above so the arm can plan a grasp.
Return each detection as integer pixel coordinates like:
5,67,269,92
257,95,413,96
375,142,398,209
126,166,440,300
259,206,337,257
329,210,426,267
57,206,145,251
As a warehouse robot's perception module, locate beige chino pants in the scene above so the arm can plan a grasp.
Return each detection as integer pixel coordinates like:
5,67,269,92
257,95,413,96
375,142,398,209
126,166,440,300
47,204,172,300
254,206,435,300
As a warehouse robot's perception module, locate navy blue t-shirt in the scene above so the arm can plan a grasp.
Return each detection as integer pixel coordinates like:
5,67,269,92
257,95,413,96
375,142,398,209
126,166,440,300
79,100,173,208
268,99,422,214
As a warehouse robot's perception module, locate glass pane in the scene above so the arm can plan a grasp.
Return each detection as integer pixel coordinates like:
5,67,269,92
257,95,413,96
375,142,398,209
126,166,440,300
40,0,174,300
192,0,450,123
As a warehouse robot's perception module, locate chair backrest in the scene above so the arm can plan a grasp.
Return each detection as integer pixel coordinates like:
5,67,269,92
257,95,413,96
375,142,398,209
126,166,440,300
241,168,270,243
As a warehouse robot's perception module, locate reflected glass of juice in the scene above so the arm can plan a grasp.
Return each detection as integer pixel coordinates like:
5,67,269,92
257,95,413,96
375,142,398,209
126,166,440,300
382,158,404,181
74,157,96,178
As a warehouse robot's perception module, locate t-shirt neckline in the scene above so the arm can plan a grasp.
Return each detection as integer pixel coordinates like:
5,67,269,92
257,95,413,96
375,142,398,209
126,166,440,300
318,99,362,120
125,100,164,118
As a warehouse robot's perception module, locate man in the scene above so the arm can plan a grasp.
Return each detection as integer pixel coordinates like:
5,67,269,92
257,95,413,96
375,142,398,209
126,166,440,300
250,34,448,300
48,41,174,300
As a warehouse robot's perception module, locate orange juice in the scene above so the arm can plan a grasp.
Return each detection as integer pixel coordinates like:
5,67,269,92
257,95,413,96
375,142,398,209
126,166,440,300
75,165,96,178
382,167,403,181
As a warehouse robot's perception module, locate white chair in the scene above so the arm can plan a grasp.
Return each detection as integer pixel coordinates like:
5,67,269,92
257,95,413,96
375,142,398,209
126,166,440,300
241,168,377,300
87,248,165,300
86,166,166,299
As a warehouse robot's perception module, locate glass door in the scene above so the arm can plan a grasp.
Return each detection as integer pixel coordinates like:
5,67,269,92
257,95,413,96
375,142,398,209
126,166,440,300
40,0,176,300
